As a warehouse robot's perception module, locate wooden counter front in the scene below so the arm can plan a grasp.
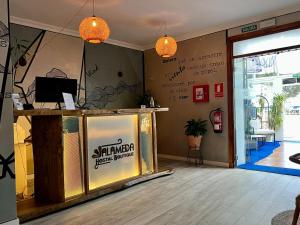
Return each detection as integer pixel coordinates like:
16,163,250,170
14,108,169,204
31,115,65,203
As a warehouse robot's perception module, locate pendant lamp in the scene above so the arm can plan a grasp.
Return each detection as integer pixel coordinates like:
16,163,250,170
155,35,177,58
79,0,110,44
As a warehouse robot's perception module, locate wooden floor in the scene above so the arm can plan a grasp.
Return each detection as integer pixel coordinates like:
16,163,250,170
17,168,174,222
24,159,300,225
256,141,300,169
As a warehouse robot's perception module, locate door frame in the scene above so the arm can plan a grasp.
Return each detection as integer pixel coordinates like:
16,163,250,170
227,21,300,168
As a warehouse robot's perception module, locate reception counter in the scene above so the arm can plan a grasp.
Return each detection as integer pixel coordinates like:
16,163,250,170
14,108,172,221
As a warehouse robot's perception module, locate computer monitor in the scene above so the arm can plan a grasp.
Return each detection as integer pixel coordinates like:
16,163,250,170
35,77,77,104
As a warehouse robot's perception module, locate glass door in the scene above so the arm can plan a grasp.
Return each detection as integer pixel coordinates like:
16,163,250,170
233,27,300,172
233,58,248,166
234,54,280,166
234,50,300,169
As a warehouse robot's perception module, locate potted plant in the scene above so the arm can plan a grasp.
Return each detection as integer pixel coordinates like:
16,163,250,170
184,118,207,149
270,94,286,130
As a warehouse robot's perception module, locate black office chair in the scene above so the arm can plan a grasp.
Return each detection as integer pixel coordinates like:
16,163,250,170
289,153,300,225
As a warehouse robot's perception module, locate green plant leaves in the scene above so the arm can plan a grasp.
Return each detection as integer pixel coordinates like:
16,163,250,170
270,94,286,130
184,118,207,136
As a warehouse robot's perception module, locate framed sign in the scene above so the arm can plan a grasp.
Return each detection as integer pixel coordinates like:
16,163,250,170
193,85,209,103
214,83,224,97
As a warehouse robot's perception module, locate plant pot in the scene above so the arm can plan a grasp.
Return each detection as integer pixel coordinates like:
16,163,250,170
187,135,202,149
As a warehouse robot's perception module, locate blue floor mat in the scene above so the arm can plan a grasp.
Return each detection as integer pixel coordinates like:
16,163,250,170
238,141,300,177
247,141,280,164
238,164,300,176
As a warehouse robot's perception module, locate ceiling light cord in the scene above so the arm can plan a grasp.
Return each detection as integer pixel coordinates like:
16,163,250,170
157,20,168,37
164,21,168,35
93,0,95,17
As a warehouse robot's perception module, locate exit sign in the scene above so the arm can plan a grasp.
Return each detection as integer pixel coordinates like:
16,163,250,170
241,24,257,33
293,73,300,78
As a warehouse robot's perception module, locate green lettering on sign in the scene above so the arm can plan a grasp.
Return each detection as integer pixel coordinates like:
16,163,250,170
293,73,300,78
241,24,258,33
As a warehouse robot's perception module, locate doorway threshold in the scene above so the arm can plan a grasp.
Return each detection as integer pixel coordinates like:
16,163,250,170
238,164,300,176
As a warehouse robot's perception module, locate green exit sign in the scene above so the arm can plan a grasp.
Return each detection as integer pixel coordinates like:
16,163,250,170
293,73,300,78
241,24,258,33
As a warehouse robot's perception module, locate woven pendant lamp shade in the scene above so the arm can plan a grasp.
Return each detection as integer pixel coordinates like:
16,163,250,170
155,35,177,58
79,16,110,44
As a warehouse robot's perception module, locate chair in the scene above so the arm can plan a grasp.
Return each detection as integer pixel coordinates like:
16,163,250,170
292,195,300,225
290,153,300,225
249,118,275,145
248,95,276,145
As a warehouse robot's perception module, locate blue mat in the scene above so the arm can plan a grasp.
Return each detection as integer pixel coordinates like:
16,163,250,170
238,141,300,177
247,141,280,164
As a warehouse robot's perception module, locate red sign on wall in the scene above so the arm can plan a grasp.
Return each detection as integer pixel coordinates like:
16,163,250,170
193,85,209,103
214,83,224,98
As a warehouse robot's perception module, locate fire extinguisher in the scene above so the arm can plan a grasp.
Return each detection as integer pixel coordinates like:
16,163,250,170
209,108,223,133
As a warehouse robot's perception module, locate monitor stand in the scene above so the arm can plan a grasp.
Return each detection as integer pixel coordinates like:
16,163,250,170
57,102,62,110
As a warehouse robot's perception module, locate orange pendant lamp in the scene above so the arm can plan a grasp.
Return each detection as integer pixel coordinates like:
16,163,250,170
155,35,177,58
79,0,110,44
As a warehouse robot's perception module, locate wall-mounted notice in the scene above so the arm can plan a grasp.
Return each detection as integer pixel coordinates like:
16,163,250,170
193,85,209,103
214,83,224,98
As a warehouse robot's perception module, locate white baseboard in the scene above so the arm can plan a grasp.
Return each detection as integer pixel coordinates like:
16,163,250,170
1,219,19,225
158,153,229,168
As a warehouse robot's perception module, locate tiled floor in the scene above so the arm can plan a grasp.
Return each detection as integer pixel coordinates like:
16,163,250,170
256,141,300,169
24,159,300,225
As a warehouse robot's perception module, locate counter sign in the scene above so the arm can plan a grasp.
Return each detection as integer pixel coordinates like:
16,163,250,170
92,138,135,169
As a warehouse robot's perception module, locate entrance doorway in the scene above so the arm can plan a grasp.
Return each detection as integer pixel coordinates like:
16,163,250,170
232,27,300,175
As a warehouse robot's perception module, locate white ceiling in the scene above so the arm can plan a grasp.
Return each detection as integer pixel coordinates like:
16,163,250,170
9,0,300,50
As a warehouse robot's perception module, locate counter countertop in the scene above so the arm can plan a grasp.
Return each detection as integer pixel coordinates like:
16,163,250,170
14,108,169,116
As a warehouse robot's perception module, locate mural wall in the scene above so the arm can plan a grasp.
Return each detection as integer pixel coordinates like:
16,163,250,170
84,42,143,109
0,0,18,224
10,24,144,110
11,24,85,108
144,31,228,164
